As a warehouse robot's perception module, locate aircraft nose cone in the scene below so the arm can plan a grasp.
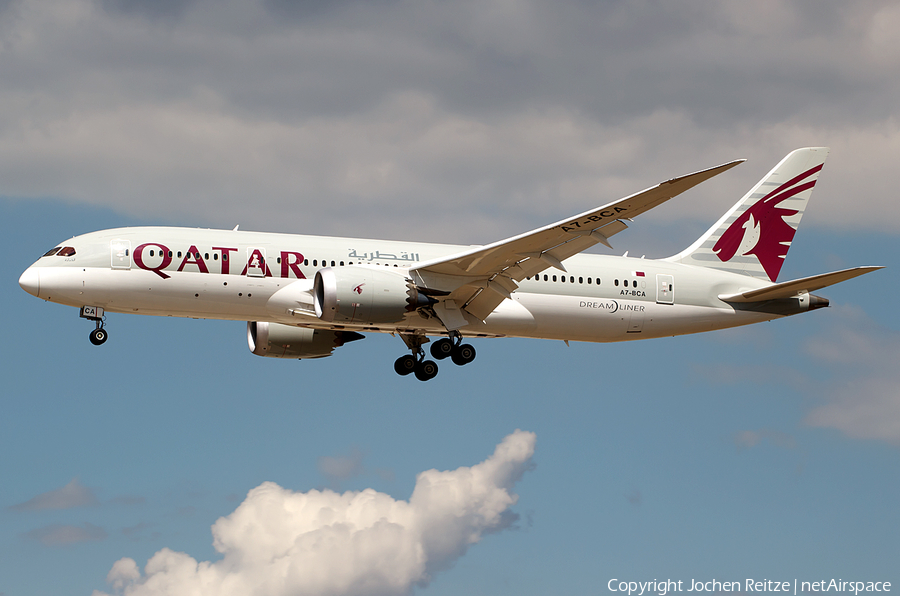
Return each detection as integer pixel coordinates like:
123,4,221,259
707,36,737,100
19,267,40,297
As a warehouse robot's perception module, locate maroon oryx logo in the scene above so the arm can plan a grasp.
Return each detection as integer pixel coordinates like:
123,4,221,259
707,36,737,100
353,283,365,294
713,163,822,282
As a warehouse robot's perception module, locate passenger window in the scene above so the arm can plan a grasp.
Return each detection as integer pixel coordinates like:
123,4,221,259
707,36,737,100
304,259,309,266
614,279,619,286
177,251,182,258
42,247,62,257
596,278,601,285
205,253,209,260
149,250,155,257
222,252,227,261
570,276,574,283
579,277,583,284
331,261,335,267
552,275,557,282
340,261,344,266
587,277,592,284
561,276,566,283
543,274,548,281
313,260,317,266
633,280,637,288
214,253,218,260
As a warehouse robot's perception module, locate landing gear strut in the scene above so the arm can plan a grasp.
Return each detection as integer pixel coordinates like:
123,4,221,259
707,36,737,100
394,333,439,381
394,332,476,381
430,332,476,366
81,306,108,346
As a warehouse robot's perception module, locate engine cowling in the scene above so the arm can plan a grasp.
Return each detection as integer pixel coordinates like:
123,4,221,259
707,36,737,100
314,266,433,324
247,321,364,359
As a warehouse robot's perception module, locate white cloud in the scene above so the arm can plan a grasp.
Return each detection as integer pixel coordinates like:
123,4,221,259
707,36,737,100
96,430,536,596
804,307,900,445
9,478,99,512
806,386,900,445
0,0,899,246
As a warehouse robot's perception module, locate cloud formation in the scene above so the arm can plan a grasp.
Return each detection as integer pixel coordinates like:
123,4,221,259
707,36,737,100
804,307,900,444
9,478,98,512
0,0,897,244
97,430,536,596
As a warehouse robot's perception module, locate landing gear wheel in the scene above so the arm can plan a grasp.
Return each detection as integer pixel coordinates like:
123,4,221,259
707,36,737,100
414,359,439,381
430,338,454,360
394,354,417,376
89,328,108,346
451,343,476,366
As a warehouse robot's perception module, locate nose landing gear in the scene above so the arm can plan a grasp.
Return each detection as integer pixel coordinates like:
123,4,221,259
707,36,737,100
89,326,108,346
80,306,108,346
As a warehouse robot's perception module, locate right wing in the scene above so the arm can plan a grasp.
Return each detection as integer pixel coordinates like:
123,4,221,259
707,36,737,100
412,158,745,326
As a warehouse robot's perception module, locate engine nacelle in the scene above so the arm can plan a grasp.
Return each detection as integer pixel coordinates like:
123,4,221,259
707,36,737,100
314,266,433,324
247,322,364,359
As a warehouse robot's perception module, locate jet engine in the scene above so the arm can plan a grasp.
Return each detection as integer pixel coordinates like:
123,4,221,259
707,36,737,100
247,321,364,359
314,266,434,324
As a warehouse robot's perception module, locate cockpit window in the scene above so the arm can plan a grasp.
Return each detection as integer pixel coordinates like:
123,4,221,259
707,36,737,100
57,246,76,257
43,247,62,257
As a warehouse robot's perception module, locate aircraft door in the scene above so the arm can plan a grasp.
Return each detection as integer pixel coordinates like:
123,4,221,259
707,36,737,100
246,247,268,277
656,274,674,304
110,239,132,269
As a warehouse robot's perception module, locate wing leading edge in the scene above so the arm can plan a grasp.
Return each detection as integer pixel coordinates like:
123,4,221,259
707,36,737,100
412,158,746,326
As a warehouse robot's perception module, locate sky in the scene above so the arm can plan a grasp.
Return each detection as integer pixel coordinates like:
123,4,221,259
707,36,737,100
1,0,899,595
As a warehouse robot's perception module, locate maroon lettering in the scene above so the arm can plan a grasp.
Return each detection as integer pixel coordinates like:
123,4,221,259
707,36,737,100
177,245,209,274
213,246,237,274
241,248,273,277
134,243,173,279
280,251,306,279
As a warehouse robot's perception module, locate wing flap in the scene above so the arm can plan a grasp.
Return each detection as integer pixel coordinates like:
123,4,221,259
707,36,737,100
718,266,884,303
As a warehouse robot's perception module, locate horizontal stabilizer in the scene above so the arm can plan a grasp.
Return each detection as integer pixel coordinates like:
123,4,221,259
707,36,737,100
718,266,884,303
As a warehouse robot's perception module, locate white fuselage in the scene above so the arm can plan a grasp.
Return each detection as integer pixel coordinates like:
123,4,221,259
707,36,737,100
20,226,801,343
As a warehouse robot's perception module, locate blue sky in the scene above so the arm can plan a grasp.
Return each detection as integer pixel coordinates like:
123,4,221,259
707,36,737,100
2,195,897,595
2,1,900,594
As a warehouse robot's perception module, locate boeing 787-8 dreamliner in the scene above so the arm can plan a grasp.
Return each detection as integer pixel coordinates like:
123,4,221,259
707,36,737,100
19,148,881,380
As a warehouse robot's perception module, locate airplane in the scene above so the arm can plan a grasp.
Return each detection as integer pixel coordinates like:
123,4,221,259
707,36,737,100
19,147,882,381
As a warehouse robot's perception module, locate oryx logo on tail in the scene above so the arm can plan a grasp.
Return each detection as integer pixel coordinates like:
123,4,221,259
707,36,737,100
713,163,823,282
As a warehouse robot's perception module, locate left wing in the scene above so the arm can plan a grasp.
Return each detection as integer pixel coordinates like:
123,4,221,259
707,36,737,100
411,158,745,326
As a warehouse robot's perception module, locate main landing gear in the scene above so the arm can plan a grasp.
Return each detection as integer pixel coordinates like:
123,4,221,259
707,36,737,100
394,332,476,381
80,306,108,346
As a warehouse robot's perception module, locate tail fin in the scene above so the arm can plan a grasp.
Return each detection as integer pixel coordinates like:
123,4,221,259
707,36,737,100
666,147,829,282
